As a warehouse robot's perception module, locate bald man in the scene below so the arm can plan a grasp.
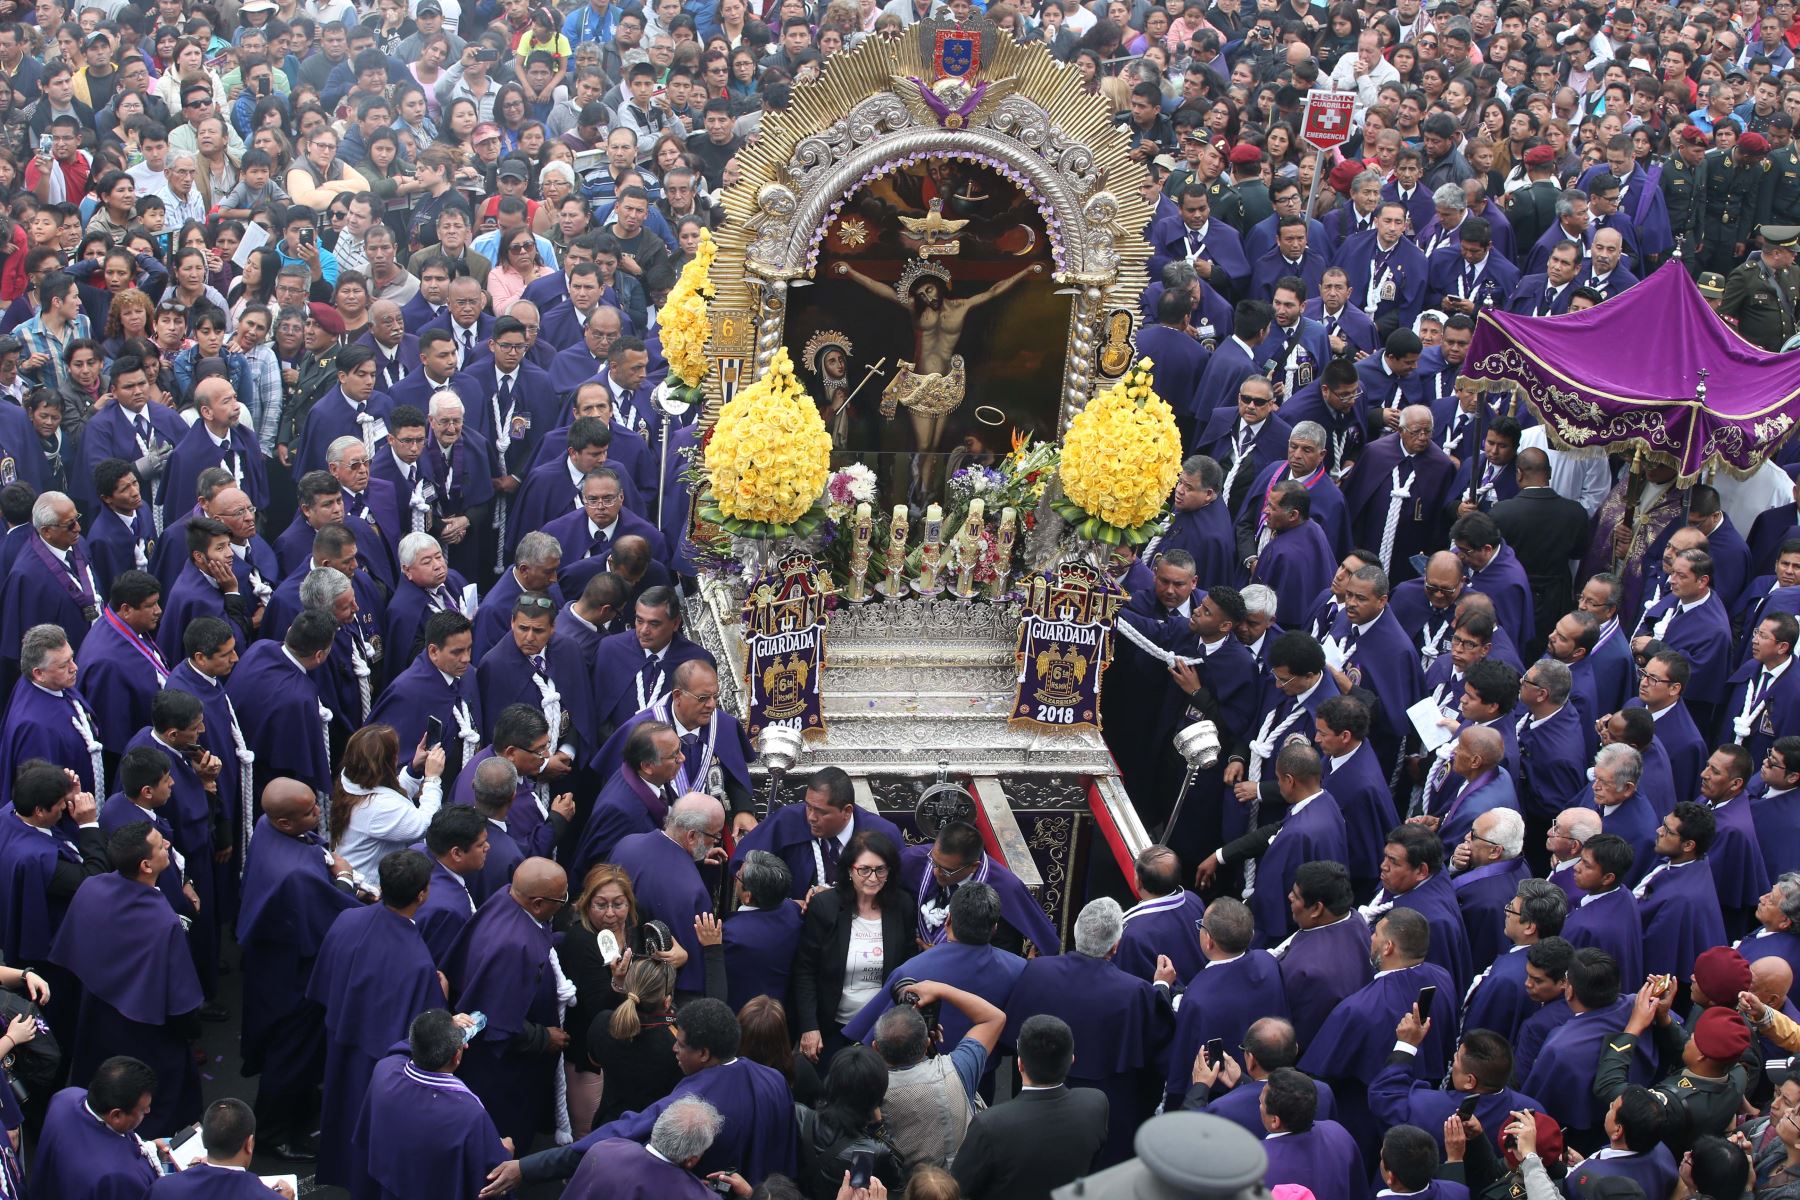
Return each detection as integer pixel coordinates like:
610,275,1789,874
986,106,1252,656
237,779,363,1157
163,374,271,530
1390,550,1468,669
1419,725,1517,855
445,855,571,1150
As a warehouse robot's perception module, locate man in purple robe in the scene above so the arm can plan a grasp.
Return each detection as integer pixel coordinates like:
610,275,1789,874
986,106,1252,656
1699,745,1772,938
325,435,404,583
509,429,650,561
1752,737,1800,879
464,758,529,906
1520,946,1653,1149
1518,657,1592,859
367,612,484,792
50,821,204,1139
1369,1020,1542,1157
1632,548,1736,733
1205,742,1348,946
1162,895,1289,1110
385,532,473,666
1336,201,1430,336
308,849,446,1187
0,491,103,681
1003,897,1176,1167
416,391,496,585
1298,906,1457,1157
86,459,158,599
352,1009,513,1200
469,530,565,661
164,617,253,885
1116,846,1210,984
1364,824,1475,1001
289,345,395,480
901,819,1062,957
446,707,576,862
498,996,798,1191
1627,650,1710,803
1423,726,1519,857
590,586,716,739
273,471,395,595
1339,409,1459,586
1276,861,1374,1046
1180,1016,1338,1135
148,1097,293,1198
1561,1088,1682,1200
77,354,185,508
416,804,488,964
1283,360,1370,480
161,377,269,531
76,572,169,756
477,590,595,754
724,764,901,900
1315,695,1398,895
1464,879,1567,1048
1634,801,1729,986
611,794,724,994
236,780,363,1161
1561,833,1645,990
1238,420,1350,558
31,1058,163,1200
721,850,804,1014
1453,512,1535,638
103,746,197,925
576,718,683,872
227,612,336,800
1248,479,1338,627
1194,372,1290,520
1257,1068,1367,1200
1,622,106,796
0,759,105,1041
594,659,755,833
1722,615,1800,770
158,518,257,668
1145,455,1238,593
562,1097,722,1200
1325,563,1426,771
1189,302,1270,433
1449,808,1532,966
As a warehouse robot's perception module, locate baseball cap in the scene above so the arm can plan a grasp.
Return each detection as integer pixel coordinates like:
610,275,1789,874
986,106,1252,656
472,122,502,144
416,0,443,13
496,159,529,181
240,0,277,10
1152,153,1179,172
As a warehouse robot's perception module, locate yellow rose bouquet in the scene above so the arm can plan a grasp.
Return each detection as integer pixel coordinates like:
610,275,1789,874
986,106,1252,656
699,347,833,538
1053,358,1182,544
659,228,717,402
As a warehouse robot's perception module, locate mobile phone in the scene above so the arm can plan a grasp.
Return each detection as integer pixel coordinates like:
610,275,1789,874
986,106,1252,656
300,228,315,246
1416,985,1437,1024
474,46,498,62
424,714,444,748
1204,1037,1225,1068
849,1150,875,1189
255,76,269,96
1456,1095,1479,1121
36,133,50,157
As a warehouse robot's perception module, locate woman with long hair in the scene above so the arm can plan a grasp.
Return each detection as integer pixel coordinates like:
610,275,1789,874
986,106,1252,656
738,995,822,1106
328,724,446,878
727,45,762,110
585,956,681,1128
493,83,532,155
102,289,154,359
487,225,550,314
1318,3,1361,67
229,245,282,321
439,96,481,153
356,128,425,235
154,37,225,114
1265,121,1301,179
799,1046,900,1200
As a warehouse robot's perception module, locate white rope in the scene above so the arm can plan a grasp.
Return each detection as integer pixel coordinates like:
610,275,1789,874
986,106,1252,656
1113,613,1210,668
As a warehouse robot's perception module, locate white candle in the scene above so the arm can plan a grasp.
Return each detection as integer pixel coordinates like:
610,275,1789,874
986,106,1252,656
857,502,871,520
925,503,942,523
968,499,984,522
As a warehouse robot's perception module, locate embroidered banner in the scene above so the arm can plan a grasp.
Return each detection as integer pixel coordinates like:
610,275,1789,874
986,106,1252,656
1009,561,1124,733
742,553,832,741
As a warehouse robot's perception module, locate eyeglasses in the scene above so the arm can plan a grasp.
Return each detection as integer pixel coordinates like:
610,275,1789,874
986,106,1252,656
49,518,79,532
525,890,569,907
851,864,889,879
515,594,555,610
218,504,256,519
1641,673,1673,685
1503,904,1522,918
492,340,529,352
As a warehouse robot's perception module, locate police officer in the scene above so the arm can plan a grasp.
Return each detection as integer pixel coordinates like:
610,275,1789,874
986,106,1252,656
1508,144,1564,259
1214,144,1274,237
1692,131,1777,275
1662,126,1708,262
1720,224,1800,350
1768,117,1800,227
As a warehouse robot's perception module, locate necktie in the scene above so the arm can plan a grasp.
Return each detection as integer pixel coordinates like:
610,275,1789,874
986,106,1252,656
1341,625,1360,660
681,731,701,762
497,373,513,414
530,653,546,676
133,414,149,440
433,585,455,612
1540,287,1555,314
1462,263,1478,294
589,525,610,558
815,836,840,884
1755,669,1774,705
461,329,475,358
641,650,661,688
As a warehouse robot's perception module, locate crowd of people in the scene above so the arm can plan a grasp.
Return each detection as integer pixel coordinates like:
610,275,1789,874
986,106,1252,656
0,0,1795,1196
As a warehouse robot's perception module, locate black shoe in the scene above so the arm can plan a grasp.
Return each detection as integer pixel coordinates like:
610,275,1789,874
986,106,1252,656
268,1136,317,1161
197,1001,230,1023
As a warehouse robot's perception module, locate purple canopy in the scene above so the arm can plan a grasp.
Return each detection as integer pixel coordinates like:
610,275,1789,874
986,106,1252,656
1463,263,1800,484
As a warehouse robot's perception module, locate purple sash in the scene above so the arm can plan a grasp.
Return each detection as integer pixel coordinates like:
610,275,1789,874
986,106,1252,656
101,607,170,681
25,534,97,619
425,436,469,507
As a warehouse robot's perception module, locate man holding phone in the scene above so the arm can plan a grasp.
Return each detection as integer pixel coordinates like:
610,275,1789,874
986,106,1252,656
438,40,499,121
1369,1009,1543,1156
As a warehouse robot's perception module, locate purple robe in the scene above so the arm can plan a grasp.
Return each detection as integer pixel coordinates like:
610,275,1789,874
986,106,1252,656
1518,704,1590,821
163,662,248,868
901,842,1062,955
722,902,804,1013
49,873,204,1138
0,532,101,668
1379,870,1476,997
1468,544,1535,640
272,509,394,594
1463,943,1538,1046
1635,592,1734,707
226,641,330,796
1565,1146,1680,1200
1453,857,1531,968
1251,520,1338,628
1629,699,1708,805
1136,323,1209,417
595,695,754,802
307,903,443,1187
351,1049,511,1200
366,652,484,791
563,1137,713,1200
289,386,396,480
445,888,559,1147
1635,857,1728,983
1753,788,1800,880
1338,436,1460,583
1261,1119,1366,1200
1431,768,1520,857
1279,911,1374,1047
573,765,671,874
469,567,566,662
1148,499,1237,590
158,563,252,665
1242,459,1351,557
0,810,85,961
1189,1077,1338,1138
357,330,422,391
1738,926,1800,1004
1004,952,1174,1167
123,729,218,992
590,629,715,738
1369,1054,1541,1156
1117,888,1209,984
1333,229,1430,333
98,794,187,916
725,797,903,900
1164,948,1288,1108
0,678,104,795
30,1086,160,1200
79,400,185,507
148,1161,284,1197
1708,794,1770,922
468,815,526,906
1514,996,1574,1081
160,421,268,531
1596,792,1660,886
414,855,479,966
1251,792,1348,945
1190,337,1261,428
86,503,157,599
476,633,596,754
1298,961,1457,1155
447,746,558,861
1324,742,1398,888
523,1057,798,1187
75,610,170,753
1520,996,1654,1136
610,828,714,993
1563,886,1645,989
843,940,1029,1050
1329,606,1427,752
383,571,472,666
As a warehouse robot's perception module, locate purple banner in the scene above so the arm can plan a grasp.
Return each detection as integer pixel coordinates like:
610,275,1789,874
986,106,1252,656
1462,263,1800,483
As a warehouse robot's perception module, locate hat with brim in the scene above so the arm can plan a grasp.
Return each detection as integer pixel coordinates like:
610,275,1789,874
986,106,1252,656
240,0,277,11
1764,225,1800,249
1697,271,1727,297
1152,153,1179,172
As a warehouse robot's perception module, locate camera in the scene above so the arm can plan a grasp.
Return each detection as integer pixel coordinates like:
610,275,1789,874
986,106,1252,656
474,46,498,62
889,976,941,1032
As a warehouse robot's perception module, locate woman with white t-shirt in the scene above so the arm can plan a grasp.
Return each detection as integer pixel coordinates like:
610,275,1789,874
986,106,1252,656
792,830,916,1066
329,723,446,879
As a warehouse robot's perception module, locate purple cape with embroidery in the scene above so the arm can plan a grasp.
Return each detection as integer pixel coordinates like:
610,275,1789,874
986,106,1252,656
1464,265,1800,482
1,532,99,665
900,842,1062,954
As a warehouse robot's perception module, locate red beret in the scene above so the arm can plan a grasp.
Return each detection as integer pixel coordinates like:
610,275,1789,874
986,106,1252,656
1740,131,1771,156
1328,158,1364,193
1228,143,1263,165
1501,1112,1564,1171
1692,945,1752,1004
1678,125,1710,146
307,302,346,337
1522,145,1556,166
1693,1006,1753,1062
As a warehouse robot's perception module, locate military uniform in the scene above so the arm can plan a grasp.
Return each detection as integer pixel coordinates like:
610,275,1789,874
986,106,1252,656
1595,1020,1751,1155
1214,178,1273,238
1719,227,1800,350
1691,146,1776,274
1659,153,1701,257
1506,179,1563,264
1769,143,1800,226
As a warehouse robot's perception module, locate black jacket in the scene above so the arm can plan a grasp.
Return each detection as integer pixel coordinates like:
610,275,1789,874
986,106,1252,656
950,1084,1110,1200
792,888,915,1038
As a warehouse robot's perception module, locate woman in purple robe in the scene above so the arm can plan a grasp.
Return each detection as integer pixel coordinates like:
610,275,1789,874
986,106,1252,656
49,828,205,1139
308,850,446,1187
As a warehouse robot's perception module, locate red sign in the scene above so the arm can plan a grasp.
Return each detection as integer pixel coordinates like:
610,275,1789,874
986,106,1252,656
1301,90,1357,150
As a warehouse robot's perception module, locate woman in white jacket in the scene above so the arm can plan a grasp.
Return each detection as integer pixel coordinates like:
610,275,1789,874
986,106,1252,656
330,723,447,879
